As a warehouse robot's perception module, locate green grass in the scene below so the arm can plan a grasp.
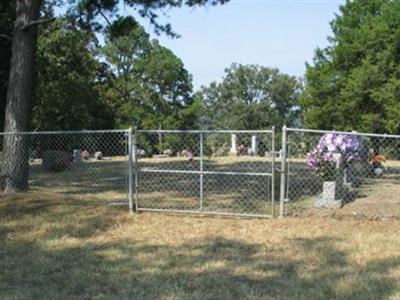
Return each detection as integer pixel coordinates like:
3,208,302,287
1,191,400,299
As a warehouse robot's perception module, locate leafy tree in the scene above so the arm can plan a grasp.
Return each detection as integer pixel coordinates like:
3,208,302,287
100,16,151,126
100,17,193,130
138,41,194,129
2,0,228,192
302,0,400,134
32,18,114,131
197,63,301,130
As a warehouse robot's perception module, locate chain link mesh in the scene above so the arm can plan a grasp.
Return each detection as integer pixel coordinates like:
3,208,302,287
0,131,129,204
284,129,400,219
3,127,397,219
135,130,276,217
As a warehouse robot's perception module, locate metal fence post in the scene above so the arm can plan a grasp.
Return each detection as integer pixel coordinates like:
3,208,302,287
199,131,204,211
279,125,287,217
128,127,133,213
134,127,139,212
271,126,275,217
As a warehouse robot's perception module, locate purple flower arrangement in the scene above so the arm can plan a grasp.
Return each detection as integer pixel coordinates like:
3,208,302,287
306,133,360,179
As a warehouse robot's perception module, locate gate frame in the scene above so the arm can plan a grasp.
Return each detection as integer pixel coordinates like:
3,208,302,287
279,125,288,217
132,129,276,218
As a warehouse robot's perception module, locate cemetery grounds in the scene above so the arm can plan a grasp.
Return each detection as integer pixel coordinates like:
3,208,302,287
21,154,400,218
1,154,400,299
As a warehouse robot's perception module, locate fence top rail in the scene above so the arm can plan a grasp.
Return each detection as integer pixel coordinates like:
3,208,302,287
0,129,129,135
137,129,273,134
286,127,400,139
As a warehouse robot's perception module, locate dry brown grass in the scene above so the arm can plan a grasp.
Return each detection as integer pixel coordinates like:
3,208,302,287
1,191,400,299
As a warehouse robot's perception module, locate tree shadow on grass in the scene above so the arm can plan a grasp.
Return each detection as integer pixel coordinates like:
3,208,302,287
1,225,400,299
0,192,126,243
28,160,128,201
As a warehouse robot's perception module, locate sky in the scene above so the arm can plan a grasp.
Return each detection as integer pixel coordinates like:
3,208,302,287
58,0,347,90
127,0,347,90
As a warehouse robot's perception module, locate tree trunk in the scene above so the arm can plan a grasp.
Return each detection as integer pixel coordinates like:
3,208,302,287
2,0,42,193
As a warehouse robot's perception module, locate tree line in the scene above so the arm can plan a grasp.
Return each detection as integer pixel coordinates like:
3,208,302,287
1,0,400,191
0,2,301,133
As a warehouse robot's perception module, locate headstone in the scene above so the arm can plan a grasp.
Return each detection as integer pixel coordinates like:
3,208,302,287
247,148,255,156
229,134,237,155
315,153,344,208
132,148,145,160
251,135,258,155
94,151,103,160
163,149,172,156
323,181,336,202
73,149,81,163
315,181,342,208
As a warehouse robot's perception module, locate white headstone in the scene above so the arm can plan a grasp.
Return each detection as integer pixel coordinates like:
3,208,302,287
94,151,103,160
229,134,237,155
251,135,258,155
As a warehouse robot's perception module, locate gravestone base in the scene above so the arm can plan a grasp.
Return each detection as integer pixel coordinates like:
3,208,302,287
229,150,238,156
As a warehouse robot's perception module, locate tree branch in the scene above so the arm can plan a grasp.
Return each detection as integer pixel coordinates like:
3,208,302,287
19,18,56,31
0,33,12,41
97,9,112,27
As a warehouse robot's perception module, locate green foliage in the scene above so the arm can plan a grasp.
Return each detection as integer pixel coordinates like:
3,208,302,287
302,0,400,134
197,63,301,130
1,0,228,132
72,0,229,36
32,18,115,130
100,16,195,130
97,16,200,154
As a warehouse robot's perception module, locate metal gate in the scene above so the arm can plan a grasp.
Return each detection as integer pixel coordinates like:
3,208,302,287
129,129,276,217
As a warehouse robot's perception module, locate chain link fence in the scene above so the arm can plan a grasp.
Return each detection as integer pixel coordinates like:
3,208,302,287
282,127,400,219
134,130,276,217
0,130,129,205
1,127,399,219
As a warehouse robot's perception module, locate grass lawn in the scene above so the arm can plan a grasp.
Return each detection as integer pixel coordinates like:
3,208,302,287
1,191,400,299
